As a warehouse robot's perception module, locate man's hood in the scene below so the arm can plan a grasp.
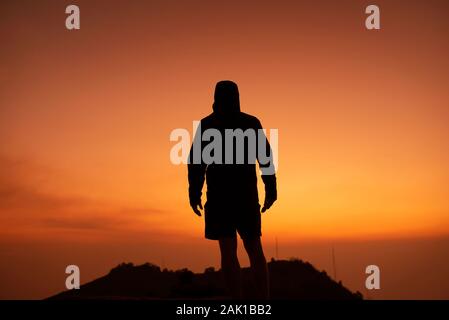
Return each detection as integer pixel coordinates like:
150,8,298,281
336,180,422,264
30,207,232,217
212,80,241,115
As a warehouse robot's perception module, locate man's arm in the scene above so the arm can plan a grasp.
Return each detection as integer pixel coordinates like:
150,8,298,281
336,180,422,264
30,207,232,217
188,125,206,216
256,120,277,212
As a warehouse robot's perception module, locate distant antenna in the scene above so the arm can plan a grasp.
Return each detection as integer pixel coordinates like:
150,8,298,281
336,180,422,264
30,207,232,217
332,246,337,280
275,237,279,260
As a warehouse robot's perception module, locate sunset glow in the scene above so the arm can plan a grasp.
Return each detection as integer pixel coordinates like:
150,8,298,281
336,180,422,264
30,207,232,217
1,0,448,299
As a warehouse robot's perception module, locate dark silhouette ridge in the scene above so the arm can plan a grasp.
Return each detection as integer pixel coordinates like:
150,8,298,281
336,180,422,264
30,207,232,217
48,259,363,300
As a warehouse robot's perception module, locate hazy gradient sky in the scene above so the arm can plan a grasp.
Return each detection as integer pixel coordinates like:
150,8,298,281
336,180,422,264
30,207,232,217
0,0,448,299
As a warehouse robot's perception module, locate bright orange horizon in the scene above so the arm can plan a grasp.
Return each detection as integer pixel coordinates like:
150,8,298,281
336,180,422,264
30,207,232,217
1,0,448,299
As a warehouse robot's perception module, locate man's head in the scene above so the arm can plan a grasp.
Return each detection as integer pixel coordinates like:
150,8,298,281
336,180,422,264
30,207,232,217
213,80,240,114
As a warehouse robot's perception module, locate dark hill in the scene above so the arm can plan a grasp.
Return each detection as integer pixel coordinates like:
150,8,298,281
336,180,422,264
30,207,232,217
48,259,362,300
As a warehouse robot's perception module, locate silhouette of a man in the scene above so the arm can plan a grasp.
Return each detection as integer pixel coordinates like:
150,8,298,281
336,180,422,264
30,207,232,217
188,80,277,299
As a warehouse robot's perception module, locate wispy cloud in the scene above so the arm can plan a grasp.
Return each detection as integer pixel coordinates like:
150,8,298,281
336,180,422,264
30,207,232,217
0,155,167,234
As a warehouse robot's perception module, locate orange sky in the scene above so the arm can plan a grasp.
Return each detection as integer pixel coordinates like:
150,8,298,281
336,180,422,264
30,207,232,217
1,0,448,299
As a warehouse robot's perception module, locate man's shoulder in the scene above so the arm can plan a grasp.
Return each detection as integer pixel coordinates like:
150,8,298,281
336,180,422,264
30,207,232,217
239,112,262,127
200,113,216,127
239,112,260,122
201,113,215,121
200,112,262,128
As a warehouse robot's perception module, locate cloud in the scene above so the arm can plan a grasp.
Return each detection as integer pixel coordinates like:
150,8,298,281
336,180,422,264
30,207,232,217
0,155,166,234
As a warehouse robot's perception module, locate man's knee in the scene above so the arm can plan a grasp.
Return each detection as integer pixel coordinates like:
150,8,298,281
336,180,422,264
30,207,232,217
219,237,239,267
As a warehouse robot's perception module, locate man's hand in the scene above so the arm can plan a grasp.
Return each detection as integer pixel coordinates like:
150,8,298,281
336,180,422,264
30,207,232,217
190,198,203,216
261,174,277,213
261,194,277,213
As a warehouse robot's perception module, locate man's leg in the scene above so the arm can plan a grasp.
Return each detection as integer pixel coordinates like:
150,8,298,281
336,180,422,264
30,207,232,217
218,236,242,299
242,236,269,299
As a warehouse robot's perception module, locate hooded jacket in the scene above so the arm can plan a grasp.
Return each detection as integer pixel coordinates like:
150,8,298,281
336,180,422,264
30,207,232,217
188,80,276,212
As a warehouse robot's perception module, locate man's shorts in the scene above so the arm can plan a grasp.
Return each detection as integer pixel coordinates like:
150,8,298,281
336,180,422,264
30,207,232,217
204,201,262,240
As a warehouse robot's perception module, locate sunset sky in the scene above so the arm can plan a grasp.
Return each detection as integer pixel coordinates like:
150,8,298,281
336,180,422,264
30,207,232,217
1,0,448,299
